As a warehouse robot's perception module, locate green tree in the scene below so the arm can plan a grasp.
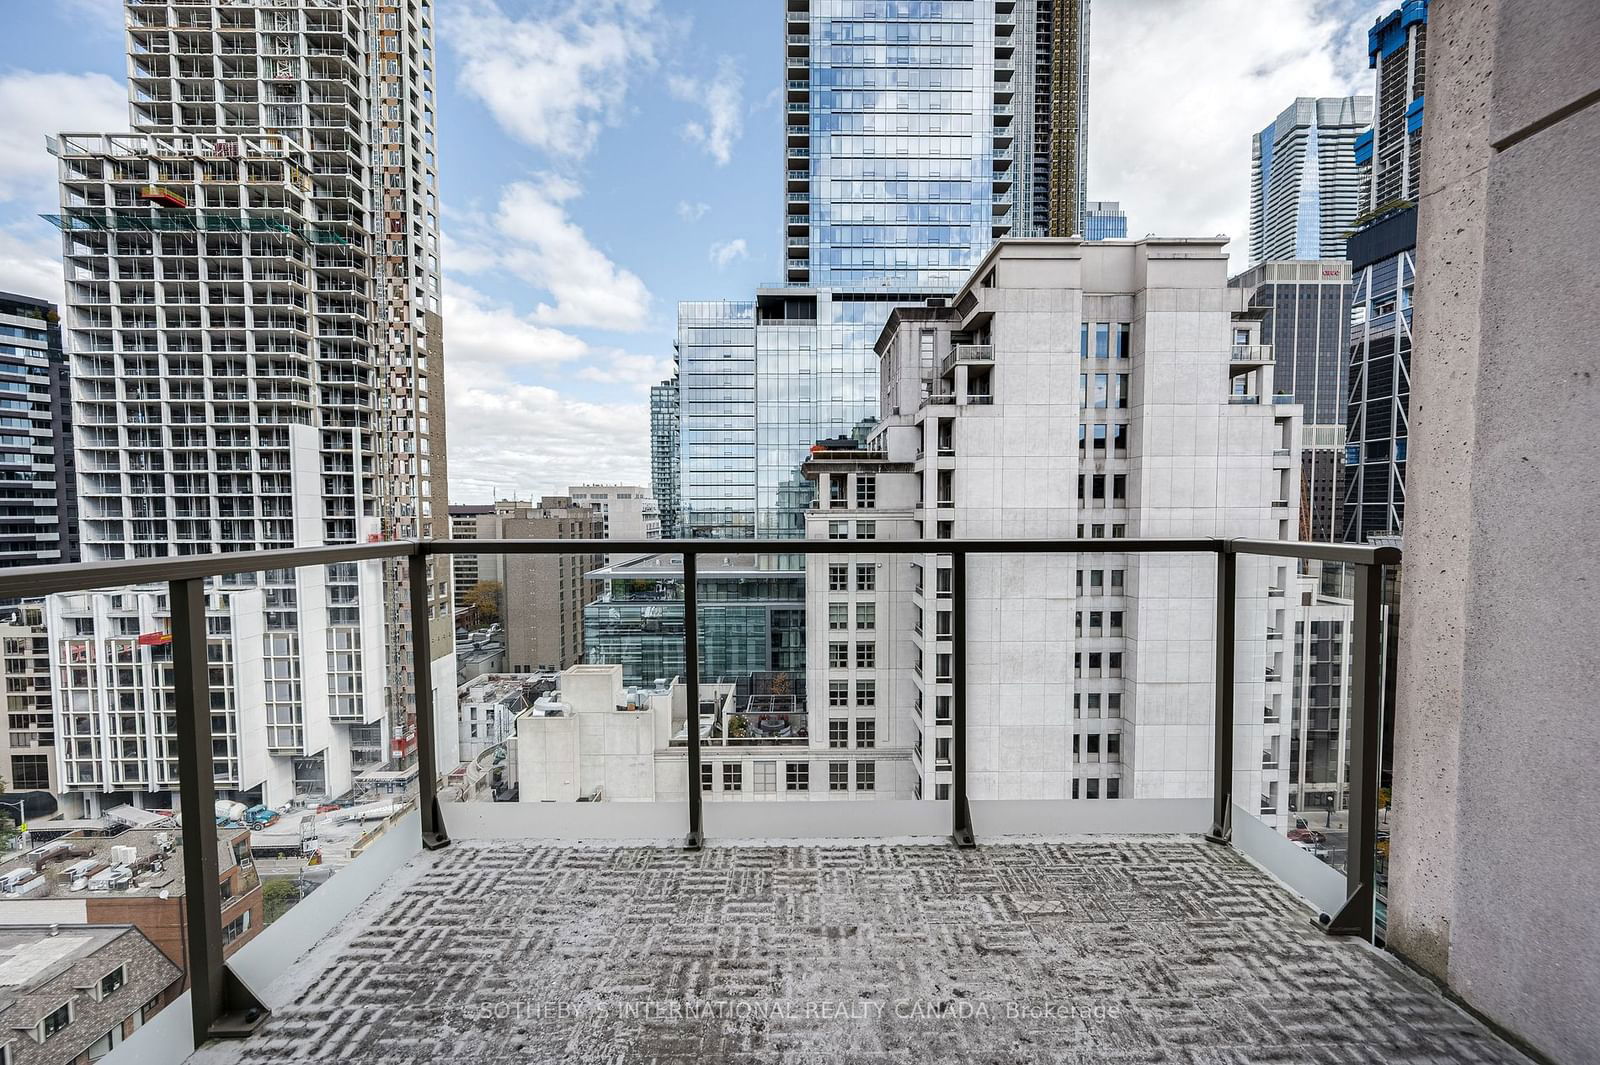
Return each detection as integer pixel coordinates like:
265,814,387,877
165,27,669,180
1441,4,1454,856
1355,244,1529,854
261,878,301,926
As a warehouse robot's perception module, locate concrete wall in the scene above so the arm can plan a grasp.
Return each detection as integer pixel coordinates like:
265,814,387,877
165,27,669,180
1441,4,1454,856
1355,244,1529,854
1389,2,1600,1061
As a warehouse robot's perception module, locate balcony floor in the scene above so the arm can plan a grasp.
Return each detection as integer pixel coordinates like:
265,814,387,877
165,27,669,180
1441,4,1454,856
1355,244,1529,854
196,836,1527,1065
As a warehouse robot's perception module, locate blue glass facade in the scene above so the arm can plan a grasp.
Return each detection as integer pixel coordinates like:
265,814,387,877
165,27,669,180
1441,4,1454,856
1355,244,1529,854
679,0,1089,541
1083,200,1126,240
801,1,999,292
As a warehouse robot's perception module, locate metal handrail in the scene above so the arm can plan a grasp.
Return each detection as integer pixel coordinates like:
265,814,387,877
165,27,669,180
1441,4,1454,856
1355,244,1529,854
0,533,1399,1043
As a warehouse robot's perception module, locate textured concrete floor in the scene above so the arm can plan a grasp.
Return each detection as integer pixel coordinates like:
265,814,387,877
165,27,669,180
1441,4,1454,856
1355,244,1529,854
197,838,1529,1064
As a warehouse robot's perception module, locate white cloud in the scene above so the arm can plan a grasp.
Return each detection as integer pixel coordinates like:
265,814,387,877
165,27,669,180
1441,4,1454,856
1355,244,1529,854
0,71,126,205
668,56,745,166
441,282,594,381
445,0,666,160
677,200,710,222
0,224,65,301
447,379,652,503
448,177,652,331
708,238,748,269
577,351,674,389
1090,0,1371,265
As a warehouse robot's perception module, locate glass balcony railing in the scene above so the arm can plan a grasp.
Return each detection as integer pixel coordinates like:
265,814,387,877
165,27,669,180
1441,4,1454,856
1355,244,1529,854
0,534,1416,1062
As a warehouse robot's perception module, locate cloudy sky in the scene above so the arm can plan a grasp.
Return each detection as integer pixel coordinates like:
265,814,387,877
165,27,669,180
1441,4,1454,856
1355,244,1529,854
0,0,1387,503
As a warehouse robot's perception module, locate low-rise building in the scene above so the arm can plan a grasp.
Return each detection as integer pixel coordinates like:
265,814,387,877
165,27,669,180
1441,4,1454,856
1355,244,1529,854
0,923,182,1065
0,827,262,979
510,663,904,804
458,673,551,764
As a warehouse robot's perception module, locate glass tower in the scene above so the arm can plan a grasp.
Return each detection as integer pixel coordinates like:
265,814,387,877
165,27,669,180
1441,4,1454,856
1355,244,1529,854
1248,97,1373,264
678,1,1091,542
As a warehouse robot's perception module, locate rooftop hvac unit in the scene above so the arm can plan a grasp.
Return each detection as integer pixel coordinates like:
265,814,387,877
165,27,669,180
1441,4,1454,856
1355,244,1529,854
0,867,38,891
110,845,139,866
12,876,47,897
62,858,103,880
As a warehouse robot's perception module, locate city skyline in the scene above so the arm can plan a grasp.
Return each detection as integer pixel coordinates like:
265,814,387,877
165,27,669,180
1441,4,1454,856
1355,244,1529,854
0,0,1387,503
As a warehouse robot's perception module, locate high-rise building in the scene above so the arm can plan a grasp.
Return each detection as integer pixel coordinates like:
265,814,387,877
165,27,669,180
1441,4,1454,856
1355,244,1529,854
0,292,76,570
679,1,1094,542
43,0,450,809
567,486,658,543
1229,259,1353,542
0,603,58,796
496,498,602,674
1344,0,1427,544
1083,201,1127,240
648,375,680,539
803,238,1301,816
448,504,494,610
1248,97,1373,264
1355,1,1428,215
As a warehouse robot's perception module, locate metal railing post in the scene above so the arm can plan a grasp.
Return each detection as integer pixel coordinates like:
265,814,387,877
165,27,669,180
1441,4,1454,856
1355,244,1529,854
169,577,267,1042
950,551,975,848
409,548,449,850
1206,544,1237,844
1322,560,1383,939
683,551,704,850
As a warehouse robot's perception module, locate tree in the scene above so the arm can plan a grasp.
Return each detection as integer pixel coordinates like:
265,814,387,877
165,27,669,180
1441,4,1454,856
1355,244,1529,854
261,878,301,926
462,580,502,629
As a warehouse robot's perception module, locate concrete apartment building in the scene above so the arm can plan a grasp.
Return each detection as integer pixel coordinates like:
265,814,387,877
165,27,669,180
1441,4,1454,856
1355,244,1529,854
495,499,602,675
567,486,658,543
44,0,455,806
0,923,182,1064
0,827,263,981
802,238,1300,816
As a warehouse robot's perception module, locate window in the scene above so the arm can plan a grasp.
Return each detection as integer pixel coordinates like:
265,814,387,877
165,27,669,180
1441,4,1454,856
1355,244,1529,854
701,762,713,792
828,521,849,540
829,643,849,669
1072,778,1080,799
100,966,126,997
828,680,849,707
1110,611,1124,636
1108,693,1123,716
786,762,809,791
754,761,777,794
41,1003,71,1039
828,564,849,591
855,603,875,630
222,910,250,944
1112,475,1127,502
1079,322,1089,358
856,761,876,791
856,679,876,706
9,755,47,790
722,763,743,791
855,720,876,748
1116,323,1131,358
1107,777,1121,799
1116,374,1130,409
829,720,849,748
1092,373,1109,408
1087,777,1101,799
855,564,875,592
1094,323,1110,358
1113,424,1128,451
1108,732,1122,759
855,521,876,540
829,761,849,791
1111,569,1125,591
855,642,876,669
828,603,848,630
855,476,876,509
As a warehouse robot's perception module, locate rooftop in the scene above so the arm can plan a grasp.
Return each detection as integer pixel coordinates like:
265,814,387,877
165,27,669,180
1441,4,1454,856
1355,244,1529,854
0,827,245,900
0,924,128,1002
186,835,1529,1065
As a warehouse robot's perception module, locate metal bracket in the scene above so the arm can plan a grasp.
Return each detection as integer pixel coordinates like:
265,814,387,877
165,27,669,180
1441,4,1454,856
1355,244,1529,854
421,794,450,851
683,829,704,852
206,965,270,1040
1204,803,1233,846
951,797,976,849
1319,883,1375,937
